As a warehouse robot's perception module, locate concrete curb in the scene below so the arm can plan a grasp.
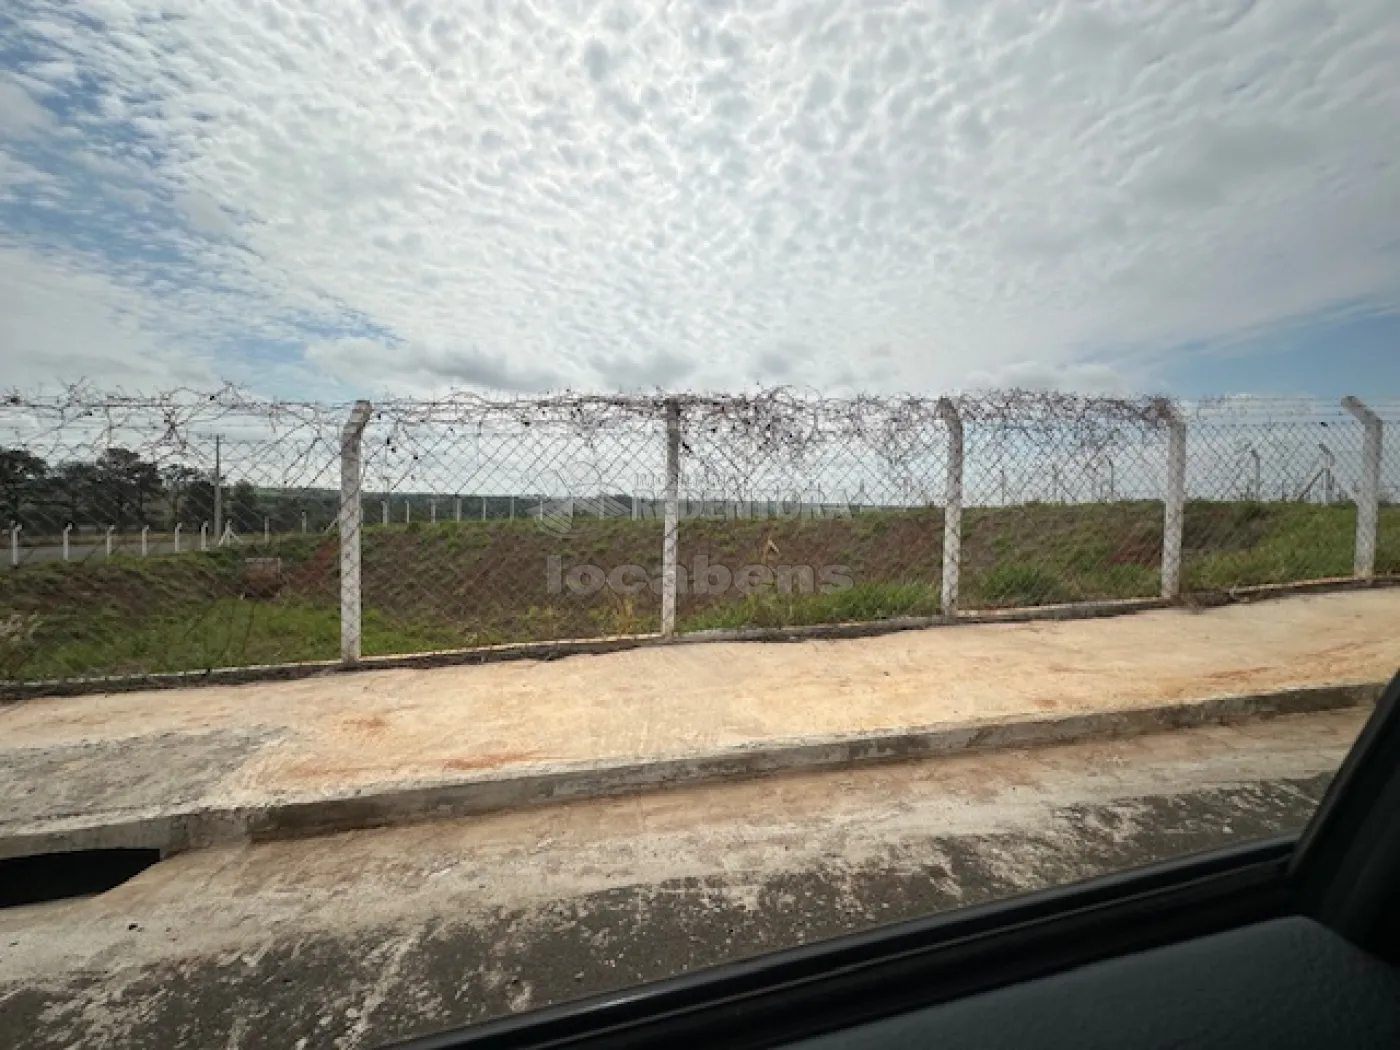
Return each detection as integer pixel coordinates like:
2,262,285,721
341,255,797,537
0,680,1383,862
7,576,1397,702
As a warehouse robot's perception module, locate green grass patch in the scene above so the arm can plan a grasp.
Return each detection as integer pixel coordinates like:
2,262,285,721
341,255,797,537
6,597,466,681
680,581,941,631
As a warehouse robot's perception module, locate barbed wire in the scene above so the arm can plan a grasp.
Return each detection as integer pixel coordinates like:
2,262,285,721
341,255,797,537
2,384,1194,462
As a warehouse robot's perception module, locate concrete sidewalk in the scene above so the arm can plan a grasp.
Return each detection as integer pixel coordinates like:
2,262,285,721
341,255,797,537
3,590,1398,858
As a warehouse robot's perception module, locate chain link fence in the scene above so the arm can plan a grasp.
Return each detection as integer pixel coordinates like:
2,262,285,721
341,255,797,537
2,388,1396,693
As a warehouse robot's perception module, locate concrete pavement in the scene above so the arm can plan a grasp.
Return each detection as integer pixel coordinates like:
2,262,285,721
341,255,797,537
2,589,1396,859
0,707,1367,1049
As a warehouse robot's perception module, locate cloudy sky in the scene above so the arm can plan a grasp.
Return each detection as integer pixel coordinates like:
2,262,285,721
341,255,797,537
1,0,1398,400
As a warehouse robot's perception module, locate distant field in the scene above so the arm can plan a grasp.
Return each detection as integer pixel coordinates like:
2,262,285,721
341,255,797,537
3,501,1397,684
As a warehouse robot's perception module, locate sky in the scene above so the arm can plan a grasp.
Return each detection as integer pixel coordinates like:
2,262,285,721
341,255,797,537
1,0,1398,402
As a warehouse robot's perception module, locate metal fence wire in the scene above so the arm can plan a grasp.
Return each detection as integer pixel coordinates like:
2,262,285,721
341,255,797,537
2,388,1397,692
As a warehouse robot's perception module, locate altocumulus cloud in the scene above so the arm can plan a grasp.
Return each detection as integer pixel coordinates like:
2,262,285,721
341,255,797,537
0,0,1398,396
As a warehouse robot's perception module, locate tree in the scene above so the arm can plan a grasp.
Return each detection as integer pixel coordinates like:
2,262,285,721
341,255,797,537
0,449,48,526
93,448,164,529
162,464,206,528
229,480,264,533
50,462,100,527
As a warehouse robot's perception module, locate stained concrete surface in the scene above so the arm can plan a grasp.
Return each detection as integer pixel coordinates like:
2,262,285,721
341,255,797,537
2,591,1395,855
0,708,1365,1050
0,729,284,827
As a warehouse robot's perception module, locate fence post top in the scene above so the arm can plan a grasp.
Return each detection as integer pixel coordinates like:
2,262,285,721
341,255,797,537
1342,396,1379,425
342,399,373,439
935,397,962,426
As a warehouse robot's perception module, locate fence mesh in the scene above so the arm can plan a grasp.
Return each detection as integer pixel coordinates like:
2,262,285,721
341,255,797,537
360,400,667,646
675,398,949,630
2,388,1397,692
0,389,346,683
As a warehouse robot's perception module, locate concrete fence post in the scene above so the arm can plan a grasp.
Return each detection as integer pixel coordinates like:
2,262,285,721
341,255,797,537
141,525,149,556
339,400,373,664
9,523,19,568
936,398,964,616
1343,396,1382,579
173,522,181,553
62,523,71,561
661,398,681,637
264,517,271,544
200,522,209,551
106,525,115,557
1162,414,1187,598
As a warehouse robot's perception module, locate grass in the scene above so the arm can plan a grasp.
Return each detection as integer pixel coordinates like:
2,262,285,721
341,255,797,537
681,581,941,632
7,598,468,681
3,501,1396,683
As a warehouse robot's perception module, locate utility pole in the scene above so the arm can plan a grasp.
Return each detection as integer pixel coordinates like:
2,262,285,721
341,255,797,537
212,434,223,541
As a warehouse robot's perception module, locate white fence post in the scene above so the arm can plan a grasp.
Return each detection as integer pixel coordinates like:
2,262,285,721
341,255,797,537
936,398,963,616
1162,414,1187,598
106,525,115,557
200,522,209,551
62,523,71,561
264,517,271,544
8,523,19,568
173,522,181,553
339,400,373,664
661,399,681,637
1343,396,1382,579
141,525,149,556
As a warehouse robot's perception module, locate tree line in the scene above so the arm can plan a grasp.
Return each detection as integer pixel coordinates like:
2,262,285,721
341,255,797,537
0,447,338,535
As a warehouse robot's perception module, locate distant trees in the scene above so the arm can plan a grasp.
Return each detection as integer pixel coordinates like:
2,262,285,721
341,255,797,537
94,448,163,529
162,464,205,526
0,446,282,535
51,462,99,525
0,449,48,524
229,480,263,531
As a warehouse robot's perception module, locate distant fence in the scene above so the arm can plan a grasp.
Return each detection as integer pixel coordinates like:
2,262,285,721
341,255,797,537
2,387,1397,692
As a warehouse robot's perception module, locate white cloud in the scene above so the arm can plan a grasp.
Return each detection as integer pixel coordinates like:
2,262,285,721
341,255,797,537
304,336,566,395
1,0,1399,396
0,245,219,389
0,77,54,135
